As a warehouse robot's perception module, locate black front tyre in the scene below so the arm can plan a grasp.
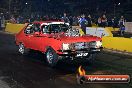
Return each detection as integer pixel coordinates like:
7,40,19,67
45,48,59,67
18,43,29,55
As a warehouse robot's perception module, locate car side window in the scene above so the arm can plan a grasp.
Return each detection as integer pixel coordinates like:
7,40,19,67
51,25,60,33
24,24,34,34
24,23,41,34
43,24,56,33
33,24,41,32
42,25,50,33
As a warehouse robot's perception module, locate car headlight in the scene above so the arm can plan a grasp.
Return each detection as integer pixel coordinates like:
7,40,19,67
89,41,102,48
96,41,102,47
62,43,70,50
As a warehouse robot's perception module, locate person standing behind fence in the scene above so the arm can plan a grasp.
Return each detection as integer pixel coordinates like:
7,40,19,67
61,13,70,24
119,16,126,36
119,25,125,36
119,16,126,27
1,16,5,30
16,16,20,24
79,14,88,34
10,16,16,24
72,16,78,26
98,17,102,27
69,16,73,26
101,14,107,27
86,14,92,27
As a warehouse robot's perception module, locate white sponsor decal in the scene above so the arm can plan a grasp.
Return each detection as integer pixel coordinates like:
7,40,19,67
77,53,88,57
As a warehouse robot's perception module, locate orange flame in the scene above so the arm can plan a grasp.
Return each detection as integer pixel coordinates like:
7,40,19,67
78,66,86,76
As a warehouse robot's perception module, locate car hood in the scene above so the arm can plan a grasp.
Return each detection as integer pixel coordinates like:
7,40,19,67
60,36,101,43
48,33,101,43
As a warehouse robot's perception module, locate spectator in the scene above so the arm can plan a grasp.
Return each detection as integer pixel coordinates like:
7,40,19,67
98,17,102,27
119,25,125,36
119,16,126,27
17,16,24,24
1,16,5,30
72,16,79,26
42,16,47,21
69,16,73,26
77,16,81,25
79,14,88,34
108,18,114,27
10,15,16,24
118,16,126,36
86,14,92,27
61,13,70,23
16,16,20,24
101,14,107,27
29,15,35,22
113,17,119,28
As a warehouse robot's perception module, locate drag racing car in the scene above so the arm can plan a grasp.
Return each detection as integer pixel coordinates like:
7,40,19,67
15,21,102,67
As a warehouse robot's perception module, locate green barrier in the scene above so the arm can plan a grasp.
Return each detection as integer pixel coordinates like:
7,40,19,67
102,37,132,52
5,23,25,34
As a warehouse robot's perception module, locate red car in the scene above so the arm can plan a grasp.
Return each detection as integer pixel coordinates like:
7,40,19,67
15,21,102,67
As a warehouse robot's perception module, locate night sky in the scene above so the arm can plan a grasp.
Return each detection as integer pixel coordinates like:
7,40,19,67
0,0,132,20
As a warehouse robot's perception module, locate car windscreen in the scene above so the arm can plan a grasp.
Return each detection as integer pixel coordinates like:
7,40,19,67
42,24,69,33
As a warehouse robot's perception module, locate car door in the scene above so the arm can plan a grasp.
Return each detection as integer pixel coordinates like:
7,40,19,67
29,23,42,51
39,24,52,52
23,23,34,48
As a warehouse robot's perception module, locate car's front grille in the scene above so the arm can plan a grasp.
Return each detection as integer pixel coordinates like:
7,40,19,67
74,42,85,49
72,41,96,50
89,41,96,48
71,42,90,50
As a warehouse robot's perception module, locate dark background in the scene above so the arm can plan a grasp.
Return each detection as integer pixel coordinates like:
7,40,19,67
0,0,132,21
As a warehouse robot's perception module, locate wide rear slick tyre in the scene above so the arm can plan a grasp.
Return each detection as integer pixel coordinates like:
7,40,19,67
45,48,59,67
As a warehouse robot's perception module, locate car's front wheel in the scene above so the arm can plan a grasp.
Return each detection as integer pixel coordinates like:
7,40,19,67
45,48,59,67
18,43,28,55
18,43,25,54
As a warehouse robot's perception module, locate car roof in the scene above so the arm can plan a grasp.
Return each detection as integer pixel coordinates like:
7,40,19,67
33,20,64,25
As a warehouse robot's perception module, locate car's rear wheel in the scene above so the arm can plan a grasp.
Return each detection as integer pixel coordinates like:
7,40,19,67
45,48,59,67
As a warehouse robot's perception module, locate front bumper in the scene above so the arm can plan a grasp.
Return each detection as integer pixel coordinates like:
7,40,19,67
57,47,103,58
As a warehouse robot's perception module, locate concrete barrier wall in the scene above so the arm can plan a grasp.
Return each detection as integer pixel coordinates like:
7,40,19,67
125,22,132,33
86,27,113,37
102,36,132,52
105,27,119,32
73,26,113,37
5,23,25,34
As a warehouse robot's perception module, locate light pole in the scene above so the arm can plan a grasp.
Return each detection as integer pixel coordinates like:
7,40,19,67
9,0,11,16
113,0,116,17
114,2,121,17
